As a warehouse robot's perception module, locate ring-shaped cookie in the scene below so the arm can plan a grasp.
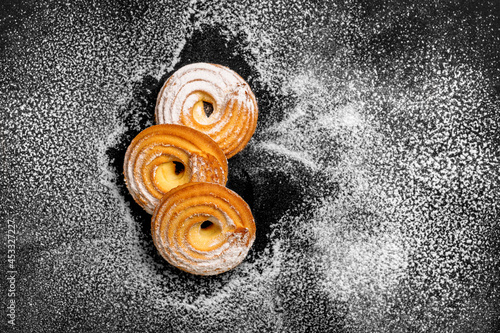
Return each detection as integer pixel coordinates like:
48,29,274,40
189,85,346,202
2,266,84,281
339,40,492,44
151,182,256,275
124,124,228,214
155,63,258,158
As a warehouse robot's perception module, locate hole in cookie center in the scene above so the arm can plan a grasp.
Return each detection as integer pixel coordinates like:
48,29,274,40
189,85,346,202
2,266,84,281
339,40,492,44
156,161,186,181
173,161,185,175
188,219,223,251
192,96,217,125
153,160,189,193
203,101,214,118
198,219,222,239
200,220,213,229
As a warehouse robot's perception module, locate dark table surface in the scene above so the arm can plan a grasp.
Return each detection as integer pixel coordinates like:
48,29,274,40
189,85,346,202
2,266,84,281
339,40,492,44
1,0,500,332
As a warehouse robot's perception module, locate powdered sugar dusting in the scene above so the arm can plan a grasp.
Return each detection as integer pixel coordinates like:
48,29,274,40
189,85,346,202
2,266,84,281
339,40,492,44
2,0,500,332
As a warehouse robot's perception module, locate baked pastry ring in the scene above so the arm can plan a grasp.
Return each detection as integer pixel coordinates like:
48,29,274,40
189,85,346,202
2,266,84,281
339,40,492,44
155,63,258,158
151,182,256,275
124,124,228,214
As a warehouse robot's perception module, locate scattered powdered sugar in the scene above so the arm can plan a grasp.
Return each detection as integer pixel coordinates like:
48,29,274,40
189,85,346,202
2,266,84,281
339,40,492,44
2,0,500,332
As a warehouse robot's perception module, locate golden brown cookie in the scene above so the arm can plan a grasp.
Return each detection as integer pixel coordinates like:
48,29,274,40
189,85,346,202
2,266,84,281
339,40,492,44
155,63,258,158
124,124,228,214
151,182,256,275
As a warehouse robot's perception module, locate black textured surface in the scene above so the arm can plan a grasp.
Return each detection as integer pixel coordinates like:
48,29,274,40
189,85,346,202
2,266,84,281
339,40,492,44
1,1,500,332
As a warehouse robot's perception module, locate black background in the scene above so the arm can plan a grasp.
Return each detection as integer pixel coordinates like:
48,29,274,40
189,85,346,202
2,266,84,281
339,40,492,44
1,0,500,332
